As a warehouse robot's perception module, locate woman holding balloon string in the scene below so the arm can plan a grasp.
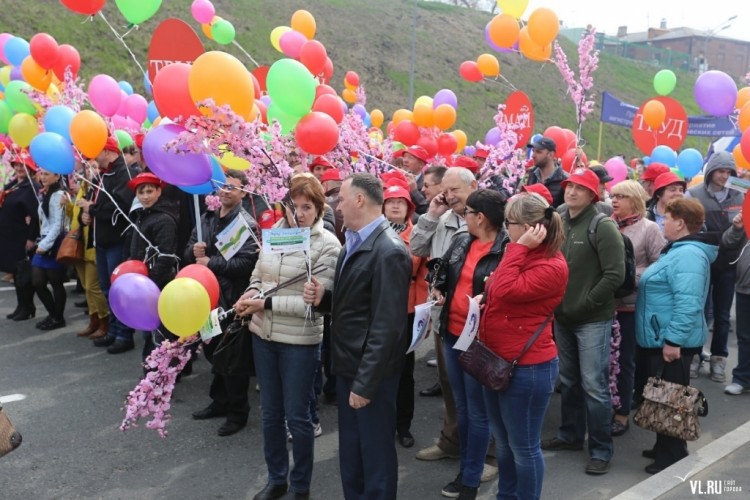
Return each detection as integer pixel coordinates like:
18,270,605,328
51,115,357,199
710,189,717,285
235,174,340,500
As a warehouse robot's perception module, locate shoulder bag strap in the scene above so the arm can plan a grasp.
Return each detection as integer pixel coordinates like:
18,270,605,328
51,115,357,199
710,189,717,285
510,312,554,365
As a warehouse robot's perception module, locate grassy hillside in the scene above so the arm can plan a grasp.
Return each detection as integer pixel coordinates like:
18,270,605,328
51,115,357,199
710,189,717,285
4,0,709,160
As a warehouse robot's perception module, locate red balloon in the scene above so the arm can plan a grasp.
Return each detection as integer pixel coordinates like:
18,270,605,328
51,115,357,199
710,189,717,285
560,148,588,173
561,128,577,151
111,260,149,284
61,0,106,15
345,71,360,87
153,63,201,120
251,66,269,93
52,44,80,81
416,135,438,160
315,84,337,100
29,33,60,70
255,99,268,124
312,94,345,124
542,126,566,158
250,73,261,101
437,133,458,157
300,40,328,76
459,61,483,83
321,58,334,84
176,264,220,309
393,121,420,146
295,112,340,155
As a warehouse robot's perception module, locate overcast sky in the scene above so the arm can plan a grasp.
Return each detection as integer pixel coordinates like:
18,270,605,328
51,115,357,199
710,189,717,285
523,0,750,42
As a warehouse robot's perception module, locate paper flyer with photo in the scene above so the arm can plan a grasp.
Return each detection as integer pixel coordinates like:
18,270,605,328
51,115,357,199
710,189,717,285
453,295,481,351
262,227,311,254
216,215,252,261
407,301,435,354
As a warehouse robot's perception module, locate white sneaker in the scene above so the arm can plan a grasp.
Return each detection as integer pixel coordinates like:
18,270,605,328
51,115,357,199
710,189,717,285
690,355,700,378
724,383,746,395
481,463,498,483
427,358,438,367
710,356,727,383
313,422,323,437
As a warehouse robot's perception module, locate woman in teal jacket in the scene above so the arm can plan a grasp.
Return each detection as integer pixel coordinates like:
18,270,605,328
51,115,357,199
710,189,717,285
635,198,718,474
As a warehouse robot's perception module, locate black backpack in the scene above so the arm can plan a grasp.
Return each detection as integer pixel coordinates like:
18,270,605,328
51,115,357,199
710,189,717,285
587,213,636,299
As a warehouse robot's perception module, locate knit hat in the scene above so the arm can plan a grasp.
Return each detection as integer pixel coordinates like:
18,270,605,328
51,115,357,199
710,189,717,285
641,162,670,182
561,167,600,202
653,171,687,193
521,183,553,205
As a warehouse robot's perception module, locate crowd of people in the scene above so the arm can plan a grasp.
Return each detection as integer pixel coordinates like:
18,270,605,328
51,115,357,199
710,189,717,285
2,133,748,500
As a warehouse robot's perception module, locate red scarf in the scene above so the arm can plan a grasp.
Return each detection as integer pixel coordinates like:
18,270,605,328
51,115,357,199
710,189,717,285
614,214,641,229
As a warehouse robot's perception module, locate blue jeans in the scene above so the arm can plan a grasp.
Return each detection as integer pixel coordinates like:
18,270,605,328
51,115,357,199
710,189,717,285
309,343,322,424
95,244,134,342
555,319,614,461
733,292,750,387
706,267,736,357
484,358,558,500
443,333,490,488
615,312,636,416
252,336,318,494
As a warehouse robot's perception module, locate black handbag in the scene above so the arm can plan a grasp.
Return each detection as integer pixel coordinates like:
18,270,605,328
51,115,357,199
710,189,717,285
212,318,255,377
14,257,32,289
459,313,553,392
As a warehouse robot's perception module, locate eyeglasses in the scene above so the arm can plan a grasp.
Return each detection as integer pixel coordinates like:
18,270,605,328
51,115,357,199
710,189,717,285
463,208,479,216
611,194,630,200
504,220,522,229
219,184,241,192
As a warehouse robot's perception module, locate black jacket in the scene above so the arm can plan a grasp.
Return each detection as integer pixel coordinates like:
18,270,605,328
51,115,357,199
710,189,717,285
0,178,40,273
183,204,260,309
435,230,509,337
526,165,568,208
89,156,138,248
128,199,178,289
317,220,412,400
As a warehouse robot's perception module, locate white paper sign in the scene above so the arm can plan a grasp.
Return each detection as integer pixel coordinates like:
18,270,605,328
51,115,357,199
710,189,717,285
452,295,481,352
199,308,224,341
262,227,311,254
407,301,435,354
216,215,252,261
725,176,750,194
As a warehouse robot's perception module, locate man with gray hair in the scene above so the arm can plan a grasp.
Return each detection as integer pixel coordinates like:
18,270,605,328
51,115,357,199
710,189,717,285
304,173,412,499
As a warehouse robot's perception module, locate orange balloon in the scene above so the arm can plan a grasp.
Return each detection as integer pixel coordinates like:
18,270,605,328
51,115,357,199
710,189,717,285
201,16,220,40
643,99,667,130
734,144,750,169
518,27,552,62
527,7,559,47
189,51,255,120
739,102,750,132
21,56,52,91
488,13,520,49
736,87,750,111
452,129,467,153
434,104,456,131
70,110,108,159
291,10,316,40
392,108,412,126
476,53,500,77
688,174,704,188
412,104,435,128
342,88,357,104
370,109,384,128
344,79,357,92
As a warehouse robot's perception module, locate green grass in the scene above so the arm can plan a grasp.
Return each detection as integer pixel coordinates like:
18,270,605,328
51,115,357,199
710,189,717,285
2,0,723,160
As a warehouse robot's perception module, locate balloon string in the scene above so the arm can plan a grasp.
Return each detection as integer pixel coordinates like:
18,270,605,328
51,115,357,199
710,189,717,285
356,150,411,175
231,40,260,68
97,12,147,77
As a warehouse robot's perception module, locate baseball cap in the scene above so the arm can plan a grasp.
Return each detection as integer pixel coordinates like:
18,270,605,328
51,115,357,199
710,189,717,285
520,184,553,205
103,136,121,154
310,156,333,170
527,136,556,152
641,162,670,182
561,168,601,202
590,165,613,183
404,145,430,163
452,156,479,173
473,146,489,159
320,168,342,183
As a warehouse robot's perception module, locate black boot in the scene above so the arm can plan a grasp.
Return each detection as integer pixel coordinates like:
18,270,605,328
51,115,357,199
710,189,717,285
6,281,24,319
12,282,36,321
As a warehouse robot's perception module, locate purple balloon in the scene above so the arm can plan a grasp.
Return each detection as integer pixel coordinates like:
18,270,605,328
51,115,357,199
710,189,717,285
433,89,458,110
352,104,367,120
694,70,738,117
463,145,477,156
485,23,516,54
10,66,23,81
260,95,272,107
142,124,213,186
485,127,502,146
109,273,162,331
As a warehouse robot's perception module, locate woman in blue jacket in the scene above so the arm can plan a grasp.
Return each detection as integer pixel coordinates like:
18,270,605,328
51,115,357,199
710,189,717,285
635,198,717,474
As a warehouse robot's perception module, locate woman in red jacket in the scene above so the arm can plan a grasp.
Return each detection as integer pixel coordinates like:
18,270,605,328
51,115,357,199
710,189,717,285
480,192,569,500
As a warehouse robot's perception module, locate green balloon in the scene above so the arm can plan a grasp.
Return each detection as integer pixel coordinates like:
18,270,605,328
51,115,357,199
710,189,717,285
0,101,12,134
212,19,236,45
5,81,37,115
266,58,317,118
267,102,300,136
653,69,677,96
115,129,134,149
115,0,162,25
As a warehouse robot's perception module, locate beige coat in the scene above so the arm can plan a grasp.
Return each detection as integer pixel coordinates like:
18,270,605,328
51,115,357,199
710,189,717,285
248,217,340,345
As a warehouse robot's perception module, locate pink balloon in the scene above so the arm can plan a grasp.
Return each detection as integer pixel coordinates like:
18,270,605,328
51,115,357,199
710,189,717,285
604,157,628,188
115,89,129,117
124,94,148,124
88,74,122,117
279,30,307,59
190,0,215,24
0,33,14,65
111,115,140,133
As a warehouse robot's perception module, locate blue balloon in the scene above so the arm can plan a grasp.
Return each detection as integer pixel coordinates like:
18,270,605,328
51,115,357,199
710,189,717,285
147,100,159,123
4,37,30,67
642,156,651,166
143,72,153,96
30,132,75,175
43,105,76,143
363,113,371,128
676,148,704,178
650,145,677,167
180,157,227,195
118,80,134,95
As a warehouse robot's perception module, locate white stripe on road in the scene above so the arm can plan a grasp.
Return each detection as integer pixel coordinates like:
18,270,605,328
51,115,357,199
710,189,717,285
0,282,78,293
0,394,27,404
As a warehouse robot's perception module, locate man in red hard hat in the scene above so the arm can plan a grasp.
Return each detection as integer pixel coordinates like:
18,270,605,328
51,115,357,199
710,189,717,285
401,145,431,215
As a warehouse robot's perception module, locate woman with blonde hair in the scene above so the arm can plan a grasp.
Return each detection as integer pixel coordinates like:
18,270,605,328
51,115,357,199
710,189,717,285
609,180,664,436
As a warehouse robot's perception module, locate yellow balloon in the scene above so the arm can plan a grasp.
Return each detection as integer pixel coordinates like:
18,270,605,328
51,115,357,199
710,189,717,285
291,10,316,40
0,66,11,87
392,108,412,126
496,0,529,19
519,27,552,62
452,130,468,153
270,26,291,52
414,95,433,109
370,109,384,128
158,277,211,338
47,83,60,102
217,145,251,171
477,53,500,77
8,113,38,148
189,51,256,120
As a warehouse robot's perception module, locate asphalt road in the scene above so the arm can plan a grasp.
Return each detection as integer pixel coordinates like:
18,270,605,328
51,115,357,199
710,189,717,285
1,284,749,499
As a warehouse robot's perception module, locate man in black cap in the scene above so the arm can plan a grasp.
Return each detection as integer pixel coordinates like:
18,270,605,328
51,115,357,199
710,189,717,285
589,164,614,213
525,137,568,208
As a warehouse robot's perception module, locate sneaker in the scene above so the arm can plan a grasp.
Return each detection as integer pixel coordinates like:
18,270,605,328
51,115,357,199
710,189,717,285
585,458,610,475
689,355,700,378
313,422,323,438
710,356,726,383
480,463,498,483
427,358,438,367
540,437,583,451
416,444,459,461
441,472,462,498
724,382,747,395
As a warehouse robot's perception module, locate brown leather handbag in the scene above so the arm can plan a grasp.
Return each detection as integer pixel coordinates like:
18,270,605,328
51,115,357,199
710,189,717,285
0,405,23,457
56,227,85,264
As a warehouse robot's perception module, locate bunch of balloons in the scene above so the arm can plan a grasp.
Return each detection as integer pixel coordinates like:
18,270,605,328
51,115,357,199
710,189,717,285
270,10,333,84
192,0,236,45
459,53,500,83
61,0,163,25
483,2,559,62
